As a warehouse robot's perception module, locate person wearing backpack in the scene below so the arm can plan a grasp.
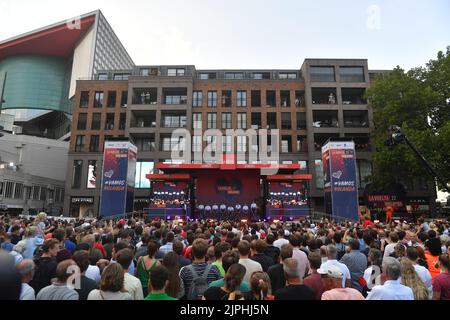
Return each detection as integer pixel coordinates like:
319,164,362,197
180,238,220,300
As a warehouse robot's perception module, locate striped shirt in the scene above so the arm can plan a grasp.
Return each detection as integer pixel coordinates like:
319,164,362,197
179,262,220,299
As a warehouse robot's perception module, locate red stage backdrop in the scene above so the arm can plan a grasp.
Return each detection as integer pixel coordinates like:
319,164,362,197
196,170,260,206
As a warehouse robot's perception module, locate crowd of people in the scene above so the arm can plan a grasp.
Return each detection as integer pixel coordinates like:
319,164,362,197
0,212,449,300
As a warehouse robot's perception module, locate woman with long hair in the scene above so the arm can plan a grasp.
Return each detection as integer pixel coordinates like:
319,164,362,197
203,263,246,300
244,271,273,300
88,263,132,300
162,252,185,299
135,240,160,297
399,258,429,300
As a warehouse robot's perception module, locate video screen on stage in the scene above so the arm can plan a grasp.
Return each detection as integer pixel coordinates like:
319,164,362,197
267,181,308,208
196,170,260,207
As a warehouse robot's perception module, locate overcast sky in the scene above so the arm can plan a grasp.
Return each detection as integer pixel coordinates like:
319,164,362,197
0,0,449,70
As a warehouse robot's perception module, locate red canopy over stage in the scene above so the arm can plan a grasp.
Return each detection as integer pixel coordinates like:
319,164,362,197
145,163,312,221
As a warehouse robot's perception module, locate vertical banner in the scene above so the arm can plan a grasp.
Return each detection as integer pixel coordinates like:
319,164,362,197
100,141,137,218
322,141,359,221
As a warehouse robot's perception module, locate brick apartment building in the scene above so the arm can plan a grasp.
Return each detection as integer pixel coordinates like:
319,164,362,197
64,60,436,217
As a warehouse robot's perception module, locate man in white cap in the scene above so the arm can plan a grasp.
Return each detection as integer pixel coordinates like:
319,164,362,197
318,265,364,300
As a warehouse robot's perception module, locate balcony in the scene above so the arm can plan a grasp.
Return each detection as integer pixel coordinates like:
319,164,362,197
343,110,369,127
130,110,156,128
132,88,158,105
312,88,337,105
342,88,367,105
163,88,188,105
313,111,339,128
314,133,340,151
344,133,371,151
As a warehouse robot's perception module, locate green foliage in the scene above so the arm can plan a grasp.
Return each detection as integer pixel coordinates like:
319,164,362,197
366,46,450,191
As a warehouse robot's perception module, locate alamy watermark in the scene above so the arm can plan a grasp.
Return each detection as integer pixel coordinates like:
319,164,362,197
168,128,281,175
366,5,381,30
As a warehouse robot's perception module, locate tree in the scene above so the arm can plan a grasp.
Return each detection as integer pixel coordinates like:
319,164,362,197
366,47,450,192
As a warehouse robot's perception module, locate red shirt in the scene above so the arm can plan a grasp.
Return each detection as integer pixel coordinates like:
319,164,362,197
432,272,450,300
183,245,193,260
303,273,325,300
93,243,107,258
363,219,375,229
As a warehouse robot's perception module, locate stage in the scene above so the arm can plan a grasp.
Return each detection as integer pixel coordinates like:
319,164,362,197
145,163,312,221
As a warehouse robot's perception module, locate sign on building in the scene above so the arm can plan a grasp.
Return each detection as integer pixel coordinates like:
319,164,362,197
99,141,137,218
322,140,359,221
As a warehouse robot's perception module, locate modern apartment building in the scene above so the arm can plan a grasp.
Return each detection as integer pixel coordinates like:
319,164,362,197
65,61,436,217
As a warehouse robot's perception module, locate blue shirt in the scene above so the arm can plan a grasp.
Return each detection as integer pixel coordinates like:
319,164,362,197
366,279,414,300
358,239,366,253
159,242,173,256
1,242,14,252
22,236,44,259
340,250,367,292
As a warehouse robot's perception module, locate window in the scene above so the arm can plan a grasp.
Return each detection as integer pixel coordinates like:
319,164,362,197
107,91,116,108
281,113,291,129
140,68,149,76
80,91,89,108
133,88,157,105
251,90,261,107
91,113,101,130
135,161,154,188
280,91,291,107
208,91,217,107
315,160,324,189
113,73,130,80
206,136,217,152
207,113,217,129
193,91,203,107
87,160,97,189
161,136,185,152
296,135,308,152
252,72,270,80
281,136,292,153
162,113,187,128
225,72,244,79
94,91,104,108
32,185,40,200
340,66,365,82
55,188,61,203
77,113,87,130
89,135,99,152
310,66,335,82
251,113,261,129
75,135,85,152
72,160,83,189
237,91,247,107
199,72,216,79
119,113,126,130
296,113,306,130
222,136,232,153
13,183,23,200
105,113,115,130
222,90,231,107
192,136,202,152
266,90,276,107
168,68,185,76
163,88,187,104
193,113,202,129
98,73,108,80
295,91,305,107
237,136,247,152
279,72,297,79
222,113,231,129
237,113,247,129
267,112,277,129
135,137,156,152
121,91,128,107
